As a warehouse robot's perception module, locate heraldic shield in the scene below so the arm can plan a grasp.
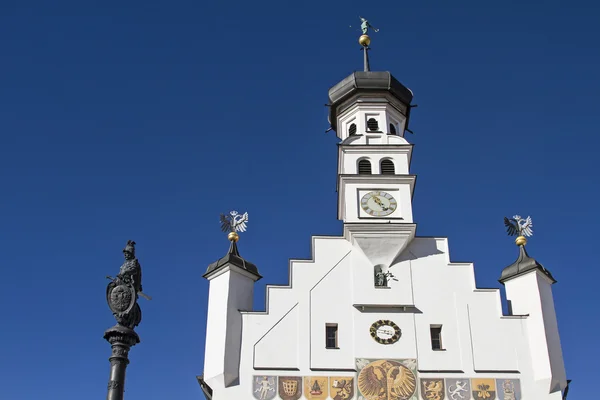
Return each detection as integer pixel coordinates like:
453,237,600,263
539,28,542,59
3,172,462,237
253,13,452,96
106,280,136,316
278,376,302,400
252,376,277,400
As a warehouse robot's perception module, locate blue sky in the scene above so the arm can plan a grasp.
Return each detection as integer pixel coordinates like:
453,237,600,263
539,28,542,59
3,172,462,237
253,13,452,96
0,1,597,399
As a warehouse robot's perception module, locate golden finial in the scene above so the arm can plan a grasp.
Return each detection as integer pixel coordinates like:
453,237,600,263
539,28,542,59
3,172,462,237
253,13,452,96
220,210,248,243
504,215,534,246
228,232,239,242
359,34,371,47
515,236,527,246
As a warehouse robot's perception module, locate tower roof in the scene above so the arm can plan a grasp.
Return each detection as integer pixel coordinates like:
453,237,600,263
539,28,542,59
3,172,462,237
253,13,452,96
203,240,261,280
328,71,414,132
499,245,556,284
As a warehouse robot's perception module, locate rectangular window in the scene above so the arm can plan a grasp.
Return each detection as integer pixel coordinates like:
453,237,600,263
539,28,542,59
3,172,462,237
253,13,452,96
430,325,443,350
326,323,338,349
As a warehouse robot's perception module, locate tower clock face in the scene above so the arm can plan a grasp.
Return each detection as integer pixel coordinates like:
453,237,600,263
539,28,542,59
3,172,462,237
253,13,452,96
361,191,397,217
370,320,401,344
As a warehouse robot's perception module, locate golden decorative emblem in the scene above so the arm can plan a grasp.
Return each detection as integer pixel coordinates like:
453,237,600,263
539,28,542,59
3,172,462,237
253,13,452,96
358,360,416,400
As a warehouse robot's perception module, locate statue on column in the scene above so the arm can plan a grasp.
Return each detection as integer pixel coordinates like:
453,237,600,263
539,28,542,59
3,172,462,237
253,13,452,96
106,240,150,330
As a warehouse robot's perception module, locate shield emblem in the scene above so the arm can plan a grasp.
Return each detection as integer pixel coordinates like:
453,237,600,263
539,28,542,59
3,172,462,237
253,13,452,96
330,377,354,400
472,378,496,399
421,379,445,400
357,359,417,400
446,379,470,400
496,379,521,400
106,281,136,316
304,377,328,399
252,376,277,400
278,376,302,400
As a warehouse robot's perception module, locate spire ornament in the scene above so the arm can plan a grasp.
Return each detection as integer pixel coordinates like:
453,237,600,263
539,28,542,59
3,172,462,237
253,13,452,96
351,17,379,72
220,210,249,242
503,215,533,246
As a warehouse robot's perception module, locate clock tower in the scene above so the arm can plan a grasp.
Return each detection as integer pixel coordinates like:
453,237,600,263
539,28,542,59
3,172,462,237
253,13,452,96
329,48,417,269
198,25,569,400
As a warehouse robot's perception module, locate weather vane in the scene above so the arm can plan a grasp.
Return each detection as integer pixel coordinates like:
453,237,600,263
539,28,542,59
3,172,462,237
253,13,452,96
220,210,249,242
504,215,533,246
350,16,380,72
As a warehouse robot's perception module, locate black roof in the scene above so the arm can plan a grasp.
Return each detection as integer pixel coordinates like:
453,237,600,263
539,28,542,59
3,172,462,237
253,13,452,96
499,245,556,284
203,240,261,280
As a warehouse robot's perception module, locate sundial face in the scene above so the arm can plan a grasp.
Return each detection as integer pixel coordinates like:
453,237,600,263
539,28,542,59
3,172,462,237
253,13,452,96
361,191,397,217
370,320,401,344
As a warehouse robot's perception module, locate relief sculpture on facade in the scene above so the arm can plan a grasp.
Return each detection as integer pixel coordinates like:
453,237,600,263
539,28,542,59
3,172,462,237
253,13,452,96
356,358,418,400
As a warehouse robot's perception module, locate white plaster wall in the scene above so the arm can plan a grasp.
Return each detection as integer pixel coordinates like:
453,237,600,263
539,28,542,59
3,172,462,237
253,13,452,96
341,149,411,175
351,246,415,307
205,235,566,400
505,271,567,394
203,268,255,390
309,255,355,369
337,100,407,141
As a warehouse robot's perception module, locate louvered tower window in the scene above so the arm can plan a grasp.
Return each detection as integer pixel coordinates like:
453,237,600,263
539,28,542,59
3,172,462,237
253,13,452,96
348,123,357,136
381,159,395,175
358,159,372,175
389,123,397,134
367,118,379,131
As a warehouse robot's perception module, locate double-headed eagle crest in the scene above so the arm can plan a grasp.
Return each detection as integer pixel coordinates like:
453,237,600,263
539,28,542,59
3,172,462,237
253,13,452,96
504,215,533,237
220,210,249,233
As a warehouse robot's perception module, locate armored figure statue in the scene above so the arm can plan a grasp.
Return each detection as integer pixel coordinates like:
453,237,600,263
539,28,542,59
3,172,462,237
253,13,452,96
106,240,145,330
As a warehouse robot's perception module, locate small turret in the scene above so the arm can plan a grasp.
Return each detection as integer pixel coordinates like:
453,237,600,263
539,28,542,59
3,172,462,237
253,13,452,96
202,211,261,392
500,215,567,397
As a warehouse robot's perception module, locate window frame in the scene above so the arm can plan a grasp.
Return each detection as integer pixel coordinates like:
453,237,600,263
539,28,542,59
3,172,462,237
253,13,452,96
325,323,339,349
430,325,444,351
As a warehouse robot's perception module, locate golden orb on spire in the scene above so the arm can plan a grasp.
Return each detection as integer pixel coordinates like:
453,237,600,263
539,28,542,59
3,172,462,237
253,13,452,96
359,34,371,47
228,232,239,242
515,236,527,246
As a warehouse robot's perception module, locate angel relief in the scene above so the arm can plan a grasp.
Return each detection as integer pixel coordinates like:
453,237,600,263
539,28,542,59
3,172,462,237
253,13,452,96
357,359,417,400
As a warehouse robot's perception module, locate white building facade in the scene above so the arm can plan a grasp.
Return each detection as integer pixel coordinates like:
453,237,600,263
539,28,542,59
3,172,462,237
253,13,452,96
199,59,568,400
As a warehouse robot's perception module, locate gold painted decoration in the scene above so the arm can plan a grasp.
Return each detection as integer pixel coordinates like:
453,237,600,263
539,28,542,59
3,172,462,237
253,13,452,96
330,377,355,400
303,377,328,400
420,379,445,400
356,358,418,400
278,376,302,400
471,378,496,399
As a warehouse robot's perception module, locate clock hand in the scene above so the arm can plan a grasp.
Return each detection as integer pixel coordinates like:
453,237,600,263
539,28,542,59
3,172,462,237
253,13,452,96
372,196,389,211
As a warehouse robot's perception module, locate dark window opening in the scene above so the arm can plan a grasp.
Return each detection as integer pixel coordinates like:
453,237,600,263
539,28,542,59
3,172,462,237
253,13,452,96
358,159,372,175
389,123,397,134
430,325,443,350
381,159,395,175
326,324,338,349
367,118,379,131
348,123,357,136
